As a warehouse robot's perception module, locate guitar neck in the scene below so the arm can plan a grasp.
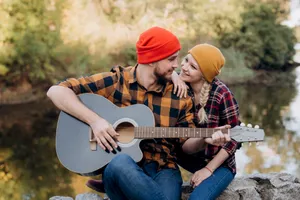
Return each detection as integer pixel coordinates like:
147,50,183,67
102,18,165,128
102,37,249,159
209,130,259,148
134,127,228,138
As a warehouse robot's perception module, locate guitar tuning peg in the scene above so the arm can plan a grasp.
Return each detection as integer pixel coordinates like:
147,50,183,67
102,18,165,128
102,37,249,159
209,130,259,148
254,125,259,129
247,124,253,128
249,142,252,146
256,142,260,146
240,122,245,127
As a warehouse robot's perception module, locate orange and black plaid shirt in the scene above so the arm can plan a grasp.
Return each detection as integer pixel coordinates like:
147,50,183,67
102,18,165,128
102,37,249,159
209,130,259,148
58,65,195,170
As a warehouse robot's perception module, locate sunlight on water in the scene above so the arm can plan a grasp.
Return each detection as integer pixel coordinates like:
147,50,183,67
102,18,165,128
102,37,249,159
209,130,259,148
283,67,300,135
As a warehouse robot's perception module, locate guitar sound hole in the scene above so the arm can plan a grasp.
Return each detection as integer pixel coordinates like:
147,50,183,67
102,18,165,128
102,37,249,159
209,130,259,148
115,122,135,144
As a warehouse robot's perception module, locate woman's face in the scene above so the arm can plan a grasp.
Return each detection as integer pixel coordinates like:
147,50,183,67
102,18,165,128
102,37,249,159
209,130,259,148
179,54,203,83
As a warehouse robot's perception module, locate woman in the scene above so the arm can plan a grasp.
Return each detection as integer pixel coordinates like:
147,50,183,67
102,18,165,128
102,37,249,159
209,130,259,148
174,43,240,200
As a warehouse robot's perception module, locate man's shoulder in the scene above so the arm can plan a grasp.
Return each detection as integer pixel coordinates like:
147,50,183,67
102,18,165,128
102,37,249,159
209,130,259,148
110,65,133,73
109,65,135,80
164,83,193,104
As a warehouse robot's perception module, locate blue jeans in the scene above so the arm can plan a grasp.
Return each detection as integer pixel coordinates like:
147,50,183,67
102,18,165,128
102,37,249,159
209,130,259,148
189,167,235,200
103,154,183,200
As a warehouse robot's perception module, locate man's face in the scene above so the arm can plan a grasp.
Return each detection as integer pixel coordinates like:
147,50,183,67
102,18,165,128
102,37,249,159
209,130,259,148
153,51,179,81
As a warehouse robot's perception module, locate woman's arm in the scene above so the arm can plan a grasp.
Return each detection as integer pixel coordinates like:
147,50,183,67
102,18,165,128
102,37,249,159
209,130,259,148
182,125,231,154
205,149,229,172
190,149,229,188
171,71,188,98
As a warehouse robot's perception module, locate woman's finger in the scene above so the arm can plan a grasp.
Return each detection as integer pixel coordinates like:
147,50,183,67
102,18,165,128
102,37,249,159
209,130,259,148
180,85,185,98
218,131,225,145
177,85,181,97
174,84,178,94
193,178,202,188
225,133,231,142
212,132,217,145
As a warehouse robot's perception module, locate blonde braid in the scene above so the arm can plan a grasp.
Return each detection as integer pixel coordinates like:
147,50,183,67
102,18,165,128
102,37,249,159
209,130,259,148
198,81,211,124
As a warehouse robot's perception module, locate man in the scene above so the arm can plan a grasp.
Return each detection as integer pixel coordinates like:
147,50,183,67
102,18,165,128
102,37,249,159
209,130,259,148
47,27,229,200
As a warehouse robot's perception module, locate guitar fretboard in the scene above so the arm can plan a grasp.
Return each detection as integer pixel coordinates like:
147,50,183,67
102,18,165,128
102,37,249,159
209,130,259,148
134,127,228,138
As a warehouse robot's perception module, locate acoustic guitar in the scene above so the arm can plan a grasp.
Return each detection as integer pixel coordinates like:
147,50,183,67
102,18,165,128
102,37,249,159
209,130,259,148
56,94,265,176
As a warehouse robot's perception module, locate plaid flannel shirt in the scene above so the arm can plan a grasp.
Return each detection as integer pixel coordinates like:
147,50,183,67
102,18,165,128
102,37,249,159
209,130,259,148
193,78,240,173
58,65,195,170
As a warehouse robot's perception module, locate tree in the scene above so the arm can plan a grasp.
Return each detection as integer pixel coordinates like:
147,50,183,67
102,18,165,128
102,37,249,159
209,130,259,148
0,0,66,85
220,2,297,70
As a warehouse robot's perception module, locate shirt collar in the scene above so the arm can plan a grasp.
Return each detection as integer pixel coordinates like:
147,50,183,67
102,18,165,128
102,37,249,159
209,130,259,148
128,64,138,84
129,64,169,94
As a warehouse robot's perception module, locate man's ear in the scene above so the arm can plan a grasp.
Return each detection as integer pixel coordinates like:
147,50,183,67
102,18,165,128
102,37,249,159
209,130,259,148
149,62,156,67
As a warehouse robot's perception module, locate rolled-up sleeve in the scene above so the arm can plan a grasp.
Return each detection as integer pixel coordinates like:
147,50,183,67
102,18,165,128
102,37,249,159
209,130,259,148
58,67,121,97
222,139,239,155
219,91,240,154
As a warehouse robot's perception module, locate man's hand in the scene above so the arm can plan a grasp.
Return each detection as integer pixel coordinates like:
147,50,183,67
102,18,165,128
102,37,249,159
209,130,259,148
190,167,213,188
204,125,231,146
90,117,119,151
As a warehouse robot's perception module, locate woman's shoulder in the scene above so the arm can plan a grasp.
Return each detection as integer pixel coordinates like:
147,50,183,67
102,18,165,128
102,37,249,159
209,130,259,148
210,78,234,98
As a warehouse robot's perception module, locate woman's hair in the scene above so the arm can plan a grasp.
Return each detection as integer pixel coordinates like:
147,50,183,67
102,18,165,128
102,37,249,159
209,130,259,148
197,81,211,124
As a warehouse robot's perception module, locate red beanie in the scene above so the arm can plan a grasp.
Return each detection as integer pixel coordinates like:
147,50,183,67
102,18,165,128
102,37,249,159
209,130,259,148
136,27,181,64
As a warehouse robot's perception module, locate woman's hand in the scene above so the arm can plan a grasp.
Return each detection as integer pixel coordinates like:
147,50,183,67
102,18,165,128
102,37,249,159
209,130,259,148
205,125,231,146
172,71,188,98
190,167,213,188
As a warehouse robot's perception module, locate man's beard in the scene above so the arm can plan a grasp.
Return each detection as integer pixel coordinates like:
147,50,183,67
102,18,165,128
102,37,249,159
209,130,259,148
154,67,171,84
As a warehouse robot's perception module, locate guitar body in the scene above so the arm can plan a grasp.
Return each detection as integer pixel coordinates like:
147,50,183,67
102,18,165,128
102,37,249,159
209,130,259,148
56,94,155,176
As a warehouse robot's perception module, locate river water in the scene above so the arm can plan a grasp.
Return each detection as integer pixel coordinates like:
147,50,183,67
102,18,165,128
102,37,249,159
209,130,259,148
233,67,300,178
1,67,300,199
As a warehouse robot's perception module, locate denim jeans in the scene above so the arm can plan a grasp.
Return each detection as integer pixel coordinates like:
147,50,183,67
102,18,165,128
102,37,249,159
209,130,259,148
103,154,183,200
189,167,235,200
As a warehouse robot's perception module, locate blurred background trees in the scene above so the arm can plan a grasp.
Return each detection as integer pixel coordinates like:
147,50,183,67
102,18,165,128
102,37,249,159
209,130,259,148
0,0,298,87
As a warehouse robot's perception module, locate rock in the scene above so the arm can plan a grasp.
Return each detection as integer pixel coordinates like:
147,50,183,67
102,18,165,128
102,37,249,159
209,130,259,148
182,173,300,200
75,193,103,200
49,197,73,200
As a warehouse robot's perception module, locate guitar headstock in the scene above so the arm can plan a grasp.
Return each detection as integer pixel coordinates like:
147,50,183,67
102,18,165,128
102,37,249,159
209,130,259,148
230,123,265,143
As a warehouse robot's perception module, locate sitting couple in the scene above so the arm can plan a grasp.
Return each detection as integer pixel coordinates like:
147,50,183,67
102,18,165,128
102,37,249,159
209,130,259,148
47,26,239,200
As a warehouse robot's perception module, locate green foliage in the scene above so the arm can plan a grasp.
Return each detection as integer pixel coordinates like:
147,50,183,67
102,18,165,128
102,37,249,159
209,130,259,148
219,47,254,82
220,2,297,70
111,43,137,67
0,64,9,76
0,0,65,84
53,41,113,78
0,0,297,87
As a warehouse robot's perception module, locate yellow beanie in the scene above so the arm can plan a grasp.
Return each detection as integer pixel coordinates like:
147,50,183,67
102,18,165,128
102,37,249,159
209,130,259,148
188,44,225,83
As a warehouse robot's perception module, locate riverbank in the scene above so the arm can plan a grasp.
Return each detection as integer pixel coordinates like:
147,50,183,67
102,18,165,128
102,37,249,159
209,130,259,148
0,66,299,105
